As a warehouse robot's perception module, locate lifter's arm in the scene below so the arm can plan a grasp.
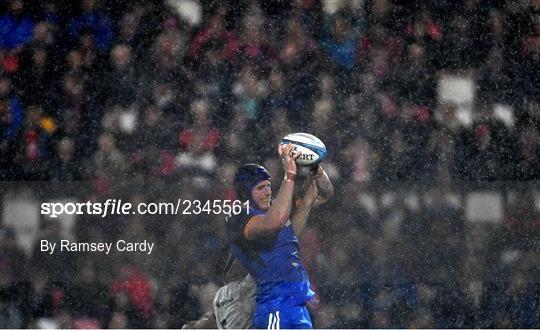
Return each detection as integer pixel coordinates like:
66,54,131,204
311,165,333,208
291,179,318,236
292,165,333,236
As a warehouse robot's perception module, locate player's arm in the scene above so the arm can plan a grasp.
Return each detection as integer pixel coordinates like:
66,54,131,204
244,144,299,240
310,164,333,208
181,311,216,329
291,179,318,236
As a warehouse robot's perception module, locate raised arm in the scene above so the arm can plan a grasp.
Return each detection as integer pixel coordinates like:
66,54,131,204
291,179,318,236
244,144,300,240
310,165,334,208
291,164,334,236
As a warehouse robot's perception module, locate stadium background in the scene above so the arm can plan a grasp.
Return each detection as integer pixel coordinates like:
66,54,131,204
0,0,539,328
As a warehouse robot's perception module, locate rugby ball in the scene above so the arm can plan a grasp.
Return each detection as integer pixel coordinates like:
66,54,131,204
280,133,327,166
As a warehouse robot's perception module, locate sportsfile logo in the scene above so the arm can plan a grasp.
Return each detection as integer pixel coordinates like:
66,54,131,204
40,199,250,218
41,200,132,218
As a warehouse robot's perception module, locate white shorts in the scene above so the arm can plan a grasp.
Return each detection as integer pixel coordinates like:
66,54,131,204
213,274,256,329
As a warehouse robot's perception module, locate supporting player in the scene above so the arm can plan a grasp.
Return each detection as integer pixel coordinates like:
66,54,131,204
181,254,255,329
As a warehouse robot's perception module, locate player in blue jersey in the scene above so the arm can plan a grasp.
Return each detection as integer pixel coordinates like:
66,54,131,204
225,143,333,329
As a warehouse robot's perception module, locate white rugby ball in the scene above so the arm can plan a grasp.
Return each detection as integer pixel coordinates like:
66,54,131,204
280,133,327,166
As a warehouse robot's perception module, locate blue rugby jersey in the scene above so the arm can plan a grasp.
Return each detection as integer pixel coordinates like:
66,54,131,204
225,205,315,314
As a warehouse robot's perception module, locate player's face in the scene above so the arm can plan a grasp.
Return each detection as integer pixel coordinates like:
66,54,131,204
251,180,272,210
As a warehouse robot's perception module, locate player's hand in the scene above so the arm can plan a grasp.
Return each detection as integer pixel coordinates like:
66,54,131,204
278,143,301,177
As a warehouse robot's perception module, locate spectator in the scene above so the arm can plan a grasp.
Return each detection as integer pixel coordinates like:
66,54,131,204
477,47,512,104
232,65,267,120
516,124,540,180
0,76,23,142
237,3,272,67
0,229,27,285
0,76,23,177
0,0,34,51
68,0,113,52
49,137,81,181
148,16,189,83
191,9,239,63
0,289,23,328
17,47,59,111
104,44,138,107
88,132,128,178
115,10,144,55
15,105,54,179
403,8,443,68
110,265,153,327
175,135,218,186
29,21,57,50
279,18,318,125
131,105,177,176
397,43,435,107
321,13,359,72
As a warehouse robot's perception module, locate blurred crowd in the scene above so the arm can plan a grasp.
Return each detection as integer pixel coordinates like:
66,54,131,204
0,0,538,183
1,183,539,328
1,0,540,328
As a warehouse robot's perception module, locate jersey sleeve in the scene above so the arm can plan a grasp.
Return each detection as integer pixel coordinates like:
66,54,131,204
225,210,253,244
225,208,275,251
